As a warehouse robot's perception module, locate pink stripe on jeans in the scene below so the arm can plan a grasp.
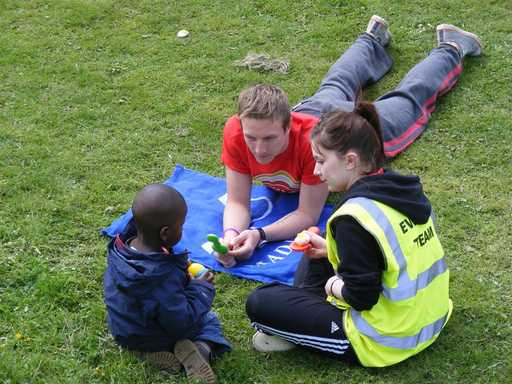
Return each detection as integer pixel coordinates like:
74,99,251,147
383,63,463,151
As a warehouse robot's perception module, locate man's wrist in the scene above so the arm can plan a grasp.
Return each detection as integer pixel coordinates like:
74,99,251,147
249,227,267,244
255,227,266,242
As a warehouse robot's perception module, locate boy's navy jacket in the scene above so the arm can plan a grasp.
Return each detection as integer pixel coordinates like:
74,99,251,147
104,221,215,352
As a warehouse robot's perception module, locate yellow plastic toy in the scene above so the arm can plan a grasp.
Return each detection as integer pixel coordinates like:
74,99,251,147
188,262,209,279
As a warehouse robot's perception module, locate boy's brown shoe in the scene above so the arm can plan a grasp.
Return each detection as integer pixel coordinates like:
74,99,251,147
132,350,181,374
174,339,216,384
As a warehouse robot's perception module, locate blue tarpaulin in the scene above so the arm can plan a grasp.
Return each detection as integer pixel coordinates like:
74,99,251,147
102,165,332,285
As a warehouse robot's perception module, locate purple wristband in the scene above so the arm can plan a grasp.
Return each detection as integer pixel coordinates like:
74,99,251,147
223,227,240,236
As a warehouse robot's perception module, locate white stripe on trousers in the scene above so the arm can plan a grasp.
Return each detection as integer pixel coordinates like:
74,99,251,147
252,322,350,355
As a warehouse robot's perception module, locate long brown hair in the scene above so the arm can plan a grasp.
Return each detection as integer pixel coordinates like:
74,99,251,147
311,102,385,172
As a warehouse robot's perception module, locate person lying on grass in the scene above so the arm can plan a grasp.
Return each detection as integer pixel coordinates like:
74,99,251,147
217,15,482,268
104,184,230,384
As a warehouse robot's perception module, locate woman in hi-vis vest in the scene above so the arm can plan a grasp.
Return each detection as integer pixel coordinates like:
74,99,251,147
246,101,452,367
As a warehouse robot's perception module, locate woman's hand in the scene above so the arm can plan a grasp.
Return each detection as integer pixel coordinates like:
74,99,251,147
325,275,344,299
304,232,328,259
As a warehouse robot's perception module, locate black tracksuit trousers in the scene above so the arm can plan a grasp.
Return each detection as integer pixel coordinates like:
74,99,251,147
246,254,360,364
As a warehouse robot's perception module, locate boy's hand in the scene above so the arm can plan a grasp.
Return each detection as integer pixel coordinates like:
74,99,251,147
197,271,215,284
304,232,328,259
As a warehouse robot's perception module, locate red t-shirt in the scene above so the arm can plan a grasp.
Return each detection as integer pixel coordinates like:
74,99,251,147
221,112,322,193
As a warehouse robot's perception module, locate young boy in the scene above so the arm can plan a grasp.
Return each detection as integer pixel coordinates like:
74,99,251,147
104,183,230,384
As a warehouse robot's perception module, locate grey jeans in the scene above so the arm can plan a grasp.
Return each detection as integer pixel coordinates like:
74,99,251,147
293,34,463,157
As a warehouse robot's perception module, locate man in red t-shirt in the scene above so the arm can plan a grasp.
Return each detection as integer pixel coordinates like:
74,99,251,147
218,16,482,266
218,85,329,267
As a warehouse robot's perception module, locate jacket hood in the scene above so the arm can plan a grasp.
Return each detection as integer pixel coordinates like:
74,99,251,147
336,169,432,224
106,223,189,297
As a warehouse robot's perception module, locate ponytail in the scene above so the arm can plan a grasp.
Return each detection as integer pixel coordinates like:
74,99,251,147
353,101,385,168
311,101,385,171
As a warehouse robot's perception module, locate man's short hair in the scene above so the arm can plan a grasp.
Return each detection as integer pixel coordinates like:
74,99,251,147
238,84,291,130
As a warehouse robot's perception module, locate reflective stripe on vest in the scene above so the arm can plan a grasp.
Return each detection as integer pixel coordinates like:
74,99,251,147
348,197,447,302
328,196,451,366
350,309,448,349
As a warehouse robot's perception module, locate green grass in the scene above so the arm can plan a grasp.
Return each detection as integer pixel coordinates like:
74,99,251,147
1,0,511,383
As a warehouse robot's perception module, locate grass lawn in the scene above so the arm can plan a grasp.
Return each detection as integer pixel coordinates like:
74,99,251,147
1,0,511,383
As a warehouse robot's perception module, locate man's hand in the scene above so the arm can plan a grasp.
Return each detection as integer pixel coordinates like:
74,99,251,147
227,229,261,260
213,237,237,268
304,232,328,259
222,229,238,248
214,251,237,268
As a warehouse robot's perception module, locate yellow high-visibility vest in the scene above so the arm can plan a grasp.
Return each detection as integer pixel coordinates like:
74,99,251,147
326,197,452,367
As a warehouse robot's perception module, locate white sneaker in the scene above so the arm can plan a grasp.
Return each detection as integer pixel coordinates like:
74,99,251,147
365,15,391,46
252,331,296,353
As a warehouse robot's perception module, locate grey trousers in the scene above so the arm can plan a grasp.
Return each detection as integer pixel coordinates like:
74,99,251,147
293,34,463,157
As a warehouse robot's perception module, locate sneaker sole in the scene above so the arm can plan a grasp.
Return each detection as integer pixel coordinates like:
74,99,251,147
131,350,181,374
436,24,482,56
174,339,216,384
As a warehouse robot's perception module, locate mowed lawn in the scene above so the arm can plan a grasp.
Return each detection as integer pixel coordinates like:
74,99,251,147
1,1,510,383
